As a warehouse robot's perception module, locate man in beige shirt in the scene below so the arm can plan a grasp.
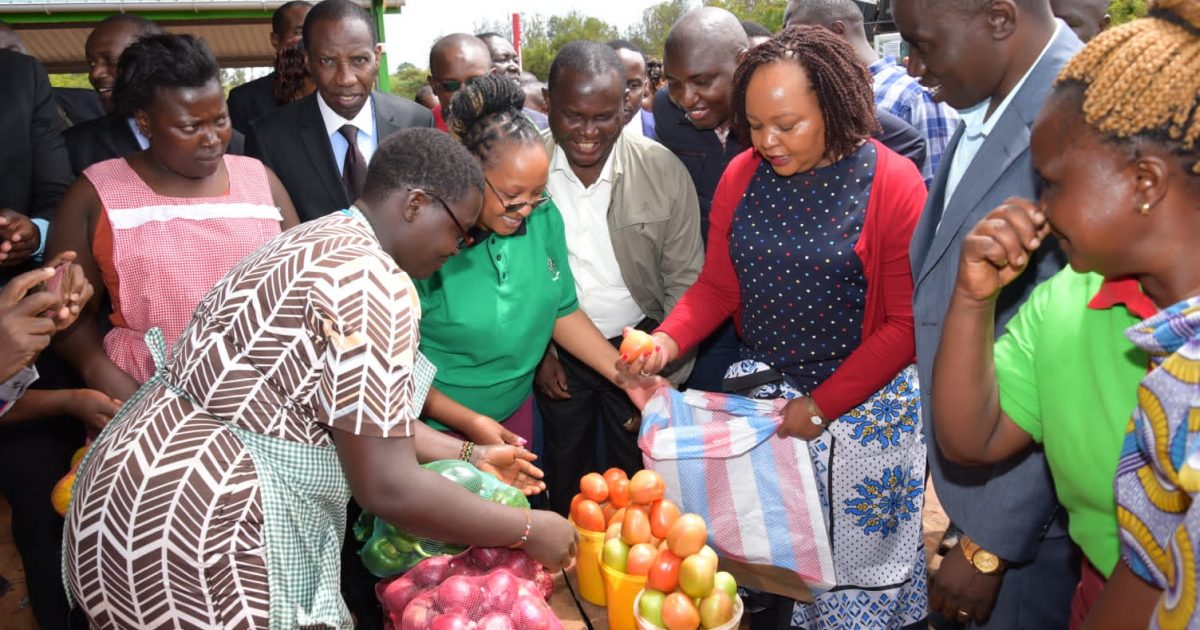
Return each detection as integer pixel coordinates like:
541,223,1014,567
536,41,702,515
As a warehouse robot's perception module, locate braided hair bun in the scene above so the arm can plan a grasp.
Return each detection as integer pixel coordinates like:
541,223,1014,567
446,74,541,167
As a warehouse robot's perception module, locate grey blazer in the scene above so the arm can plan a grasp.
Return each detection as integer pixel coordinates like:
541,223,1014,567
910,26,1082,561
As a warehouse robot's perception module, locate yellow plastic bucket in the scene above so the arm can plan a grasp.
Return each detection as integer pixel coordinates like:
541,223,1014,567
574,522,607,606
633,589,744,630
600,560,648,630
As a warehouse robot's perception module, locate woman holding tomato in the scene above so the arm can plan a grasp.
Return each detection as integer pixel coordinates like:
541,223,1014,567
623,26,928,628
413,74,658,449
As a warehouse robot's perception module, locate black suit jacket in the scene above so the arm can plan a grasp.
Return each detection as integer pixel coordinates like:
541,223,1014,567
0,51,73,282
875,108,927,176
228,72,280,135
64,113,247,178
52,87,105,128
247,91,435,222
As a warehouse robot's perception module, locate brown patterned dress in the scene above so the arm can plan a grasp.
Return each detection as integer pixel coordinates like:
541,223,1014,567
65,211,424,628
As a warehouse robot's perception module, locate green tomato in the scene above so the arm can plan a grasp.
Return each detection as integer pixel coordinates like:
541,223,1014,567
679,554,716,599
713,571,738,600
699,591,734,628
602,537,631,573
638,589,667,628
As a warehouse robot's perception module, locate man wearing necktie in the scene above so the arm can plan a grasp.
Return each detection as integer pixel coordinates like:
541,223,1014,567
247,0,432,222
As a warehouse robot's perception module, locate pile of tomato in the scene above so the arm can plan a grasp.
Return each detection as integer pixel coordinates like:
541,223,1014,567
570,469,739,630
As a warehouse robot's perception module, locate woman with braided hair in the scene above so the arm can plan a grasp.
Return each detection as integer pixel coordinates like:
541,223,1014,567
621,25,929,628
413,73,658,449
931,0,1200,627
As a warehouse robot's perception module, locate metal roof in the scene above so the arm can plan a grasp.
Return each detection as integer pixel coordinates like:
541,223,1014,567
0,0,404,72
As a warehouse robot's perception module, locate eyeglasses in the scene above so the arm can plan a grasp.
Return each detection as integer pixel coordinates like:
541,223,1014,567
435,75,484,94
418,188,472,249
484,178,553,215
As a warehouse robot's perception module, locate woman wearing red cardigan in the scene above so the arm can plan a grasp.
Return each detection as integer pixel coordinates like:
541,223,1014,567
628,27,928,628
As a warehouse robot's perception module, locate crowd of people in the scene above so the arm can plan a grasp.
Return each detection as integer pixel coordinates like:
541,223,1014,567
0,0,1196,628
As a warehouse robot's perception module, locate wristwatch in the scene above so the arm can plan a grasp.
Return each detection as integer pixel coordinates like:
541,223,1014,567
960,536,1007,575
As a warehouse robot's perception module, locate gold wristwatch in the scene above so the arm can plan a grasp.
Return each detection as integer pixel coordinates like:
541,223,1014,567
960,536,1007,575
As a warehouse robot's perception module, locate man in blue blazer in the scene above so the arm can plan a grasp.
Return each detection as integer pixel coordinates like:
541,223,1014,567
894,0,1082,627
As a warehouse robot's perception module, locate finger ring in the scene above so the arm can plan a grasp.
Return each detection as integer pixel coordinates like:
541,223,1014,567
639,369,651,377
957,611,971,620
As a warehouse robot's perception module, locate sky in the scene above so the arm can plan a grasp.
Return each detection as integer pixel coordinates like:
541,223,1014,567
381,0,675,71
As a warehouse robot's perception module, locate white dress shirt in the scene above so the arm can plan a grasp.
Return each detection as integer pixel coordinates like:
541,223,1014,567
547,145,645,338
622,111,646,138
942,20,1062,219
316,92,378,175
125,117,150,150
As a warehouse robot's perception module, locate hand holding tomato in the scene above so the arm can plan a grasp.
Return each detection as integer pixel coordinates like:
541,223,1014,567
616,328,679,379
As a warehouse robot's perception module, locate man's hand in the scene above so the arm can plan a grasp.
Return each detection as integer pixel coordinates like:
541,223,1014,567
930,541,1003,625
41,252,93,331
535,349,570,400
0,267,60,381
473,444,546,496
0,209,41,267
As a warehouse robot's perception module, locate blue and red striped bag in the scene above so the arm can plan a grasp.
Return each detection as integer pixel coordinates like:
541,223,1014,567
638,388,836,591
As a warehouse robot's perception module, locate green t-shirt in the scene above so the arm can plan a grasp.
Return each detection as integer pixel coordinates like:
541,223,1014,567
414,201,578,425
995,268,1150,576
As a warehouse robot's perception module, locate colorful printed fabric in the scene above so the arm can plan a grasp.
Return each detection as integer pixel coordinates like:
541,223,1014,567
725,360,928,629
1115,295,1200,629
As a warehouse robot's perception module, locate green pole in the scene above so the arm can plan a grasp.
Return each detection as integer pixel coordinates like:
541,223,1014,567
373,0,390,92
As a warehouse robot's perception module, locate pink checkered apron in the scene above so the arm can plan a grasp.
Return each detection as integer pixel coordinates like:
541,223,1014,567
85,155,283,383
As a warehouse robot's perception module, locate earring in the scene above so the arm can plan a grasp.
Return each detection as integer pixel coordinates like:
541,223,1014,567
1139,202,1151,216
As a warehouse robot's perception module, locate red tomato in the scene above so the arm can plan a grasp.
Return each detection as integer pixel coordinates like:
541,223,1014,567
571,499,606,533
608,507,626,530
650,499,682,539
609,479,631,509
619,329,656,362
603,467,628,488
667,514,707,558
580,473,609,503
661,592,701,630
629,470,666,505
646,550,682,593
569,493,584,515
621,505,652,546
602,501,617,523
626,543,658,577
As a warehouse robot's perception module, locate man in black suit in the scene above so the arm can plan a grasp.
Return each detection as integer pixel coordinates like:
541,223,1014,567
227,0,313,134
0,49,86,630
63,14,248,176
247,0,433,222
0,20,105,128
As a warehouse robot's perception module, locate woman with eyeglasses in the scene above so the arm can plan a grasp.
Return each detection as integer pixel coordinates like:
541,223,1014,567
413,74,659,448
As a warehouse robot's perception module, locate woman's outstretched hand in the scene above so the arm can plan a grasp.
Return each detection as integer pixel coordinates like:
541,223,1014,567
474,445,546,496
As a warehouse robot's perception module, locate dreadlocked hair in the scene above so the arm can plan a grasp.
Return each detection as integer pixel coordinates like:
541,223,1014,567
446,73,542,169
1056,0,1200,174
730,24,879,163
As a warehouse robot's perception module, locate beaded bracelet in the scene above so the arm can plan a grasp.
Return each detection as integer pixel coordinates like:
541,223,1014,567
509,508,533,549
459,440,475,463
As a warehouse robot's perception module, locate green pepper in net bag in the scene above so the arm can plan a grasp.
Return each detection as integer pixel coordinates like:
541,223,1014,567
358,459,529,577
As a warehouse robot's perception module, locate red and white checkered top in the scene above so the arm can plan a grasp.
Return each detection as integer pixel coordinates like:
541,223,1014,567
85,155,283,383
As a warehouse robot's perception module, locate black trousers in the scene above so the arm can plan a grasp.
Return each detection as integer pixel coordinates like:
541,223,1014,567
536,319,656,516
0,352,86,630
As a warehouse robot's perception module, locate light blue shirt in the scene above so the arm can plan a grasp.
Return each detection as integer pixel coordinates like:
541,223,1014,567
942,20,1063,221
316,92,377,175
126,117,150,150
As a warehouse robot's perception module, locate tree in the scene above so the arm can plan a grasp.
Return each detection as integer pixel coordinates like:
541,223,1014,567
48,73,91,89
1108,0,1146,24
519,11,620,81
390,62,429,100
626,0,693,59
703,0,786,32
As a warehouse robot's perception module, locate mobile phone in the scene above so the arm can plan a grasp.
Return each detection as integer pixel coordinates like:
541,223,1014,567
40,262,70,318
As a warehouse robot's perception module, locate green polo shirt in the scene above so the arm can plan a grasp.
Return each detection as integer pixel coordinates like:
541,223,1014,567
995,268,1154,576
415,200,578,426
